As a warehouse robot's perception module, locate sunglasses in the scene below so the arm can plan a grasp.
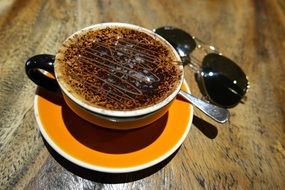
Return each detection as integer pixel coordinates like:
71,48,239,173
155,26,249,108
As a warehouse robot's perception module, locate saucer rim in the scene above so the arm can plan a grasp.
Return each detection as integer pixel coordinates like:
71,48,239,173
34,81,193,173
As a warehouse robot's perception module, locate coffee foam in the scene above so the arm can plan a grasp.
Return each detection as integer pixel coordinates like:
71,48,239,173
55,25,182,111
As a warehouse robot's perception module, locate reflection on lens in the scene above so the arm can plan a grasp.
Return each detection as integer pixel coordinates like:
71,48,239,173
200,53,248,107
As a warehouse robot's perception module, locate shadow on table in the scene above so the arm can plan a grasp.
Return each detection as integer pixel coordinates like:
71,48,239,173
192,115,218,139
43,139,178,183
177,94,219,139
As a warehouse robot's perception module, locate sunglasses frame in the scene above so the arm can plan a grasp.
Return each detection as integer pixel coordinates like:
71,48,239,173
191,35,250,108
154,26,249,107
179,34,249,108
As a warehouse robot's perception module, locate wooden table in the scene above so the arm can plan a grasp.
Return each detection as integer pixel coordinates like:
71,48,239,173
1,0,284,189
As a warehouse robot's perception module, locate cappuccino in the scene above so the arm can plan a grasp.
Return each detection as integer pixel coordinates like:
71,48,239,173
55,25,182,111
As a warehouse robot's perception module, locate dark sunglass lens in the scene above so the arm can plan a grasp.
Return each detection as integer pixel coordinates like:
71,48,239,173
201,53,248,107
155,26,197,56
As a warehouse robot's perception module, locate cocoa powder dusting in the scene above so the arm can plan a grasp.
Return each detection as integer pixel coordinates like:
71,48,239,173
56,27,182,111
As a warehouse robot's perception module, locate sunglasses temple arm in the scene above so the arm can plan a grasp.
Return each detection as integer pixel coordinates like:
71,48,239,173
189,55,202,72
180,55,201,73
178,90,230,124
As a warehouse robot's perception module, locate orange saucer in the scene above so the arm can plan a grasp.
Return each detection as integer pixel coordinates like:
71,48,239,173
34,82,193,173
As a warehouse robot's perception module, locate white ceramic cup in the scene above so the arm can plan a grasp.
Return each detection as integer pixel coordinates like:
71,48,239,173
25,23,184,129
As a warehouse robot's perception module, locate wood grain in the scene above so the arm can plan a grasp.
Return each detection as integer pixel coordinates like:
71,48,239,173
0,0,284,189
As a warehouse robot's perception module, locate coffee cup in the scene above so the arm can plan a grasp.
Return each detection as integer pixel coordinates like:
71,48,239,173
25,23,184,129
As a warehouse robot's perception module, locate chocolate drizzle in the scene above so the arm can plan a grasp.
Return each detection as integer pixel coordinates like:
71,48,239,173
57,27,182,110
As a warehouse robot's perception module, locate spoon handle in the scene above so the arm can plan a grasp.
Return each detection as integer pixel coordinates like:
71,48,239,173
178,90,230,123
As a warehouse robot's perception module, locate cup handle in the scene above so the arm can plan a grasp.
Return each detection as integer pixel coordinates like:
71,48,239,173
25,54,59,91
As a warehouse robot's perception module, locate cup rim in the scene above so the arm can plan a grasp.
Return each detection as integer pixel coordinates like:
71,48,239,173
54,22,184,117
